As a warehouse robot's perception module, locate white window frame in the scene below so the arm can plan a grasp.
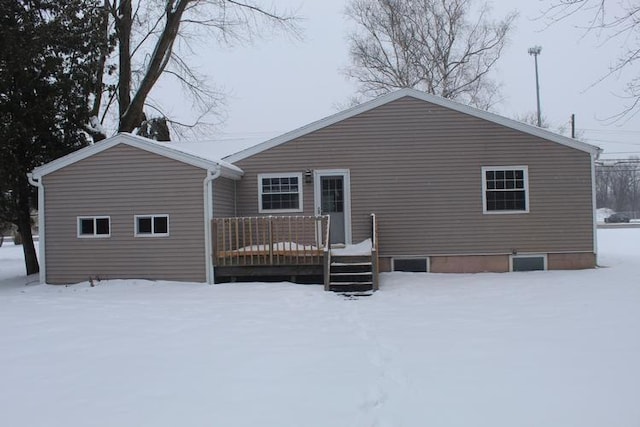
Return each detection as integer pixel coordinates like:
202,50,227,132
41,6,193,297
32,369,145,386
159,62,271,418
134,214,170,237
481,166,530,214
77,216,111,238
510,254,547,272
258,172,304,213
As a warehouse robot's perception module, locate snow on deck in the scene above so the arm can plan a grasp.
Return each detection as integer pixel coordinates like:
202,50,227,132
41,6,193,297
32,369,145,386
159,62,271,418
1,230,639,427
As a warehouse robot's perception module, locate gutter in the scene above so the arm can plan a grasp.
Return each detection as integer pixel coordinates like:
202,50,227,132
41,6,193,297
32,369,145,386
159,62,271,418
203,166,222,284
27,173,45,284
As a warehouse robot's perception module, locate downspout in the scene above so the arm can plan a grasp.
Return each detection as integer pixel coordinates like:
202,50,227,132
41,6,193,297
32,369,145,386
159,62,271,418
203,167,221,284
591,150,601,266
27,173,45,283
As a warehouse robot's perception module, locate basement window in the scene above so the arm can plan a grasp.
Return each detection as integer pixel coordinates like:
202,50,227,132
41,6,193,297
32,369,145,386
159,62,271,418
393,258,428,272
511,255,546,272
77,216,111,238
135,215,169,237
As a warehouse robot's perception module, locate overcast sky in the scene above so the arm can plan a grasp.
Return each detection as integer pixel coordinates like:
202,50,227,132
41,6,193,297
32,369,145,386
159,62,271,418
156,0,640,160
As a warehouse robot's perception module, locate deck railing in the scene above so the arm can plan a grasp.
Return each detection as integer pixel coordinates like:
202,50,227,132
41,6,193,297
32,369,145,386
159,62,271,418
371,213,379,291
212,216,329,267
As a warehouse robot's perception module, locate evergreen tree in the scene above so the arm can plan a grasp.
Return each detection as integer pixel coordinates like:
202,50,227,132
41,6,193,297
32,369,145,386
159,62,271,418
0,0,108,274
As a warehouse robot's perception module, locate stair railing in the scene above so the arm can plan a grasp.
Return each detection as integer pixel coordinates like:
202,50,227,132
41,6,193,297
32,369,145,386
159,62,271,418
371,213,379,291
323,215,331,291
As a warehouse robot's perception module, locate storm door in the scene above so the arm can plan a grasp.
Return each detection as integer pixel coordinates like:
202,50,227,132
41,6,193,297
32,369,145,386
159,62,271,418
314,170,351,245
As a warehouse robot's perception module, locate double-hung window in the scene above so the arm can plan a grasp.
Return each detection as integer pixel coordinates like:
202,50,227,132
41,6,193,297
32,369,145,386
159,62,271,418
482,166,529,213
135,215,169,237
258,173,303,213
77,216,111,238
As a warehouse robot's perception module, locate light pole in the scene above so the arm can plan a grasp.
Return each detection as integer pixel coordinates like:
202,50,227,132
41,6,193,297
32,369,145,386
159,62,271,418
528,46,542,127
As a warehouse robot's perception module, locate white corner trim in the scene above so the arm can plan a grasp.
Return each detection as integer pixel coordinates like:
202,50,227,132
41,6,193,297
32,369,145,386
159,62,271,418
224,88,601,163
27,173,46,283
590,153,598,261
204,168,220,284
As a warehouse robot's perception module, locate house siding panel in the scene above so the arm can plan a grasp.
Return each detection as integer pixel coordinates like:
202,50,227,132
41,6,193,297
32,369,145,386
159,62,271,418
213,178,236,217
43,143,207,284
234,97,594,258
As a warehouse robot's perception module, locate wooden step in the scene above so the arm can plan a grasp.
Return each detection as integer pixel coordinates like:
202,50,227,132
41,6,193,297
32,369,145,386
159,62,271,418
331,271,372,276
331,255,372,264
329,282,374,292
327,253,374,293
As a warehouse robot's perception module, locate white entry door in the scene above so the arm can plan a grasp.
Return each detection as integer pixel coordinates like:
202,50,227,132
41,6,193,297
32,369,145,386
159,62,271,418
314,169,351,245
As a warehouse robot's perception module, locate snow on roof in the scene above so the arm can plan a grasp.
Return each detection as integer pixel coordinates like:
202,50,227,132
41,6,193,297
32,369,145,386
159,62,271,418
165,135,276,164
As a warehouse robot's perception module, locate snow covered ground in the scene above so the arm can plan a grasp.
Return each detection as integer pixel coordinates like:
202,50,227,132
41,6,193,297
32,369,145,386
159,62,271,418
1,230,639,427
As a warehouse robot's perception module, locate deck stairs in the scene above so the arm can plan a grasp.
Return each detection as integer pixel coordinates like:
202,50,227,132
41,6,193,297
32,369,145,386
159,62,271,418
328,254,374,292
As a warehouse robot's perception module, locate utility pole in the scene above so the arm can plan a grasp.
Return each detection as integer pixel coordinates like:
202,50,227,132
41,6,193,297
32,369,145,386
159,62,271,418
571,114,575,138
528,46,542,127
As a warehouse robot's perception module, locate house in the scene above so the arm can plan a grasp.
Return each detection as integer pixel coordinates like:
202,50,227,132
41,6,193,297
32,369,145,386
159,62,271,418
30,88,601,289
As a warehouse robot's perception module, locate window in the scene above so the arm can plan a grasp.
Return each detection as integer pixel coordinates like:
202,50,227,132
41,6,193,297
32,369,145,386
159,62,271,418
135,215,169,237
482,166,529,213
393,258,428,272
511,254,546,272
77,216,110,238
258,173,303,213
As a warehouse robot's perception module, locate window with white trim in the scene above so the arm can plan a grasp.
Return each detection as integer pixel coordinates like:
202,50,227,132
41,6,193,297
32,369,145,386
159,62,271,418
135,215,169,236
258,173,303,213
78,216,111,238
482,166,529,213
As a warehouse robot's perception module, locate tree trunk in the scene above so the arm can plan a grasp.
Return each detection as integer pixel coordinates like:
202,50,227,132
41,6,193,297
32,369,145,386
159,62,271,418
16,202,38,275
117,0,132,124
118,0,189,133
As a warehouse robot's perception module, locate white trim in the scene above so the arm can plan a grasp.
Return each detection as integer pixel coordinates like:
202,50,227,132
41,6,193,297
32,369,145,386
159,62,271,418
257,172,304,213
481,166,530,214
313,169,352,245
204,169,219,284
510,253,548,272
31,133,243,180
590,153,599,263
134,214,170,237
27,174,46,283
224,88,601,163
77,216,111,238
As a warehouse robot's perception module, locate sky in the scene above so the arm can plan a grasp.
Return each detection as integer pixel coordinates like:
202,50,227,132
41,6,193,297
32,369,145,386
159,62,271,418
153,0,640,160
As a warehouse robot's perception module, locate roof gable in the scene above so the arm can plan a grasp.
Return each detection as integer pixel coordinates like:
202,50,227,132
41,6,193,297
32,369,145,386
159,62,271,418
31,133,243,179
224,89,601,163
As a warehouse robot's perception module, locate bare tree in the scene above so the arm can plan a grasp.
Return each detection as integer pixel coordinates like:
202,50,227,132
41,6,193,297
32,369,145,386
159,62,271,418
345,0,516,109
90,0,299,140
542,1,640,119
596,158,640,215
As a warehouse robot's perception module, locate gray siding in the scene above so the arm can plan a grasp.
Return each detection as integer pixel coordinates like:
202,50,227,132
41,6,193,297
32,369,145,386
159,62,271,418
213,178,236,217
43,144,208,284
234,96,594,256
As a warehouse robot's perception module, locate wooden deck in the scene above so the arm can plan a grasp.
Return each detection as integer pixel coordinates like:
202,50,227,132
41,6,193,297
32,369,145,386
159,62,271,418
212,216,329,282
212,215,379,291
